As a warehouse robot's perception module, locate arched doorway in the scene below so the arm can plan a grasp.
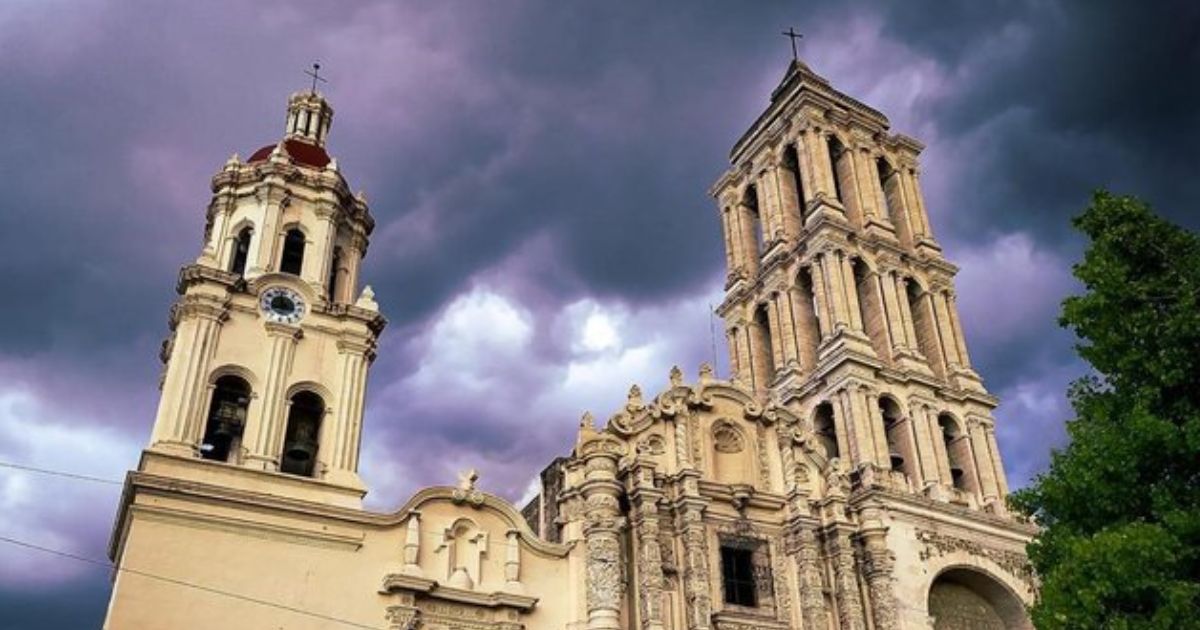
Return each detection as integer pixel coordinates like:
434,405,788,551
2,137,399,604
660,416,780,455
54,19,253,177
928,567,1031,630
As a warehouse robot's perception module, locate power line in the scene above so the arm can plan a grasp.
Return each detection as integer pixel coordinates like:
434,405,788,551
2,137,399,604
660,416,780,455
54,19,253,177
0,534,386,630
0,460,123,486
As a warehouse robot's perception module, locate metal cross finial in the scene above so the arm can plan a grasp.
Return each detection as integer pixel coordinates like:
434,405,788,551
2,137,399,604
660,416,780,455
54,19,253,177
782,27,803,61
304,62,327,93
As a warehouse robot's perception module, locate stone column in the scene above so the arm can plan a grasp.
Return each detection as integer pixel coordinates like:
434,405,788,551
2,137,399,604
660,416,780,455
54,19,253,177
736,202,761,277
878,271,908,355
151,295,226,453
774,291,800,370
757,168,783,245
909,168,934,238
676,472,712,630
344,237,366,301
851,146,880,223
839,251,865,332
328,339,371,476
807,129,837,200
946,292,973,369
859,511,899,630
914,291,944,372
910,403,942,486
808,262,833,341
719,208,740,278
847,385,879,468
832,389,857,466
788,285,818,371
986,426,1010,496
763,296,785,374
252,184,287,275
968,418,1000,502
896,276,922,354
775,159,804,241
245,322,301,471
629,462,666,630
828,530,867,630
725,327,745,386
578,437,625,630
932,290,962,368
820,251,851,332
310,205,337,295
791,527,828,630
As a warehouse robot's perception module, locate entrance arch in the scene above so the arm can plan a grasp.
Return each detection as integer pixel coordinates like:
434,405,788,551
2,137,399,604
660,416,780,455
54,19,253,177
927,567,1031,630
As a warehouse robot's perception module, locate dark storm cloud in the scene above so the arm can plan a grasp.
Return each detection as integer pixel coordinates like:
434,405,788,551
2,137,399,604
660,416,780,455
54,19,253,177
2,2,1198,626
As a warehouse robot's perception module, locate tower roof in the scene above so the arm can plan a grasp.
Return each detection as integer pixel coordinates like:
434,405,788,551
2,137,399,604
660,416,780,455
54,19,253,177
246,90,336,169
247,139,331,168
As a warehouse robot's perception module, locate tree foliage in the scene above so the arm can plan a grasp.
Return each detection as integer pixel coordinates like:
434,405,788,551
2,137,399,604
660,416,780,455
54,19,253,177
1010,191,1200,628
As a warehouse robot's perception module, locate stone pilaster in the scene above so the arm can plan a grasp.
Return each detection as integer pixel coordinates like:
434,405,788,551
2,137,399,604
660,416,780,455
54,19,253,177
827,529,867,630
968,417,1000,504
675,472,711,630
629,461,665,630
151,295,227,455
245,322,301,471
858,508,899,630
787,525,828,630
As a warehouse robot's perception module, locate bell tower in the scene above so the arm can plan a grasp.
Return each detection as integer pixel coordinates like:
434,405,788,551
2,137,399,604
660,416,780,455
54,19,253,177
145,87,384,504
712,58,1010,511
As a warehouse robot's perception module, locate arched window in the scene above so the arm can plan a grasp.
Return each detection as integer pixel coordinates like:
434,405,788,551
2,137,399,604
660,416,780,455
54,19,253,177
880,396,916,480
327,247,342,302
813,402,839,460
939,413,974,492
782,144,806,223
928,568,1033,629
200,376,250,463
752,303,776,385
794,267,821,369
826,135,848,203
744,184,765,254
279,229,306,275
281,391,324,477
230,227,252,276
907,280,945,376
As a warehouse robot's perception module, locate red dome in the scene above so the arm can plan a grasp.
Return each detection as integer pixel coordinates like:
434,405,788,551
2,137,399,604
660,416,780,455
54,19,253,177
247,138,331,168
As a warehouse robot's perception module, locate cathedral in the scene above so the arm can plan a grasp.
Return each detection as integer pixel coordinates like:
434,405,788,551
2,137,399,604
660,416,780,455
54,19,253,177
103,58,1037,629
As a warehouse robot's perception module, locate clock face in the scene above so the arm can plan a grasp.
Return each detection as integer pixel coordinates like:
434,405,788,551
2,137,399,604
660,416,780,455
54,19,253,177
260,287,306,324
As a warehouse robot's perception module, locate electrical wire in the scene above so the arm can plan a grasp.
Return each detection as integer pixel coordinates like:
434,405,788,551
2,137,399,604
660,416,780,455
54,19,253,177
0,534,386,629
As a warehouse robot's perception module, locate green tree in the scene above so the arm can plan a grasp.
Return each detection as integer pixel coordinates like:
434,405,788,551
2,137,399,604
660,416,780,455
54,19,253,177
1010,191,1200,629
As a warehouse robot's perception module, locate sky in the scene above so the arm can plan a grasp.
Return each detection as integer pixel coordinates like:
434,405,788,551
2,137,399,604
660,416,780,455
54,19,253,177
0,1,1197,627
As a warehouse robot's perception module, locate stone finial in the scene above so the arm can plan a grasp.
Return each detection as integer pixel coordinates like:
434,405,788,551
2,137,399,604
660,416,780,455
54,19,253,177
669,365,683,387
355,285,378,311
579,411,595,432
457,468,479,492
325,157,339,172
627,384,643,405
224,153,240,170
699,362,715,383
355,190,368,204
269,141,289,164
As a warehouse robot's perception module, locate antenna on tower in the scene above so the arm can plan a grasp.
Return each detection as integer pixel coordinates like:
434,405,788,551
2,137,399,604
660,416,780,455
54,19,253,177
709,303,719,379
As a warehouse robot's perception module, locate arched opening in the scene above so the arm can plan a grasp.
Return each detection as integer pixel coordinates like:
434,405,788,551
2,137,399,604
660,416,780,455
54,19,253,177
752,303,776,387
327,246,342,302
813,402,839,460
711,422,751,485
743,185,765,254
279,228,306,276
907,279,946,377
281,391,323,477
826,135,848,204
200,376,250,463
229,227,253,276
928,567,1031,630
939,413,976,492
794,267,821,369
877,158,910,243
782,143,806,223
879,396,916,480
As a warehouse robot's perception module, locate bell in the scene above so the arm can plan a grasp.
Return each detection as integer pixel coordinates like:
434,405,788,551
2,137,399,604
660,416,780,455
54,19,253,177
210,399,246,440
889,451,905,469
950,466,964,481
284,437,317,464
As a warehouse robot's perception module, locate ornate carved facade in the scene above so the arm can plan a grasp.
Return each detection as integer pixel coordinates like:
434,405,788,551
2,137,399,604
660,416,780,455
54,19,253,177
105,58,1036,630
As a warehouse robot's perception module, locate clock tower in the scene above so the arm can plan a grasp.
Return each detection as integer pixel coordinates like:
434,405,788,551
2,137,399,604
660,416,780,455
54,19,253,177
142,87,384,504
